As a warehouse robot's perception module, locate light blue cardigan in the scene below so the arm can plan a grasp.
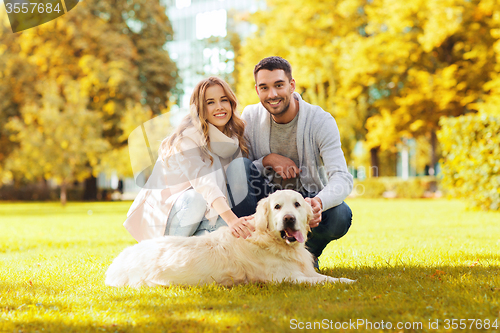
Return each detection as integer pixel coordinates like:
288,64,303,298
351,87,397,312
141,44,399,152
241,92,353,211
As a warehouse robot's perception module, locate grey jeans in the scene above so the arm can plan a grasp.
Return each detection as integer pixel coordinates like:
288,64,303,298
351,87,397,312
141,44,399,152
164,158,255,236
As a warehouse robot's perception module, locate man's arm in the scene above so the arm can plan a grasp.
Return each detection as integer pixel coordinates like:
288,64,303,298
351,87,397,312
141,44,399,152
262,153,300,180
241,106,271,179
241,109,255,161
263,153,323,228
314,115,354,211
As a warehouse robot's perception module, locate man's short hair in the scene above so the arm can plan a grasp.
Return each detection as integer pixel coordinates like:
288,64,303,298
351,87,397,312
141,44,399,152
254,56,293,82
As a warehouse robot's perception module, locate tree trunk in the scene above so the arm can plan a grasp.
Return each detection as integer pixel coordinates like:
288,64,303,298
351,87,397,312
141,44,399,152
370,147,380,177
60,182,67,206
83,175,98,201
429,130,437,176
42,178,50,200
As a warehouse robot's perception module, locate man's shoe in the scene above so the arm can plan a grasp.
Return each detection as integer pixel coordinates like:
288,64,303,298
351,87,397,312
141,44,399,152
313,255,319,270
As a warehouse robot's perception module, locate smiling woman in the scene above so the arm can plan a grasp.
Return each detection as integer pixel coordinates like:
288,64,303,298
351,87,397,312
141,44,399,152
123,76,257,243
205,85,233,132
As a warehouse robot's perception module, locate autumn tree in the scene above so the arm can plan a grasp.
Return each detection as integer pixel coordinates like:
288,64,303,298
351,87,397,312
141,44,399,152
5,80,109,205
361,0,500,175
236,0,371,162
237,0,500,176
0,0,179,202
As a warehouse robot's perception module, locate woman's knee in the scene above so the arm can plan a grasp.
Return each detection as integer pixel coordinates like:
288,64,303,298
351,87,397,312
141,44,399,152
172,189,207,214
183,189,206,205
166,189,207,236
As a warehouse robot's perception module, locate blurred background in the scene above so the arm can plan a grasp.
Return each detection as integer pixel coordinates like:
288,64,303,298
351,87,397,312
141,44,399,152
0,0,498,210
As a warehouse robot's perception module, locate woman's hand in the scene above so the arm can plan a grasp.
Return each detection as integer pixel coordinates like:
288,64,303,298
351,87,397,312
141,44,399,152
227,215,255,239
212,197,255,238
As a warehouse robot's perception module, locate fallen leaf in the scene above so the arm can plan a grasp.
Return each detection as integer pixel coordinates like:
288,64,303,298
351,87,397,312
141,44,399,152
430,270,446,278
469,260,480,267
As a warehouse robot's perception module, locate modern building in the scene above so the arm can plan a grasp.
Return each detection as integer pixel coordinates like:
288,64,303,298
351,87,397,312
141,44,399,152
118,0,264,199
163,0,264,124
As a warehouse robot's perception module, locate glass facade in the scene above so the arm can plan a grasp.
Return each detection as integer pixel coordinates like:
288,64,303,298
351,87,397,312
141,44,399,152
163,0,264,124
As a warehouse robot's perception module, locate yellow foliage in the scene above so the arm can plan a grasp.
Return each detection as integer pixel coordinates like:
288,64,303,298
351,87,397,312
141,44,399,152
4,80,110,185
365,109,400,151
237,0,500,168
438,113,500,210
0,0,179,189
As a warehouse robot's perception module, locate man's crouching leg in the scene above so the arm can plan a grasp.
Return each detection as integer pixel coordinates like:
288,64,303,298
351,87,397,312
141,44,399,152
305,202,352,259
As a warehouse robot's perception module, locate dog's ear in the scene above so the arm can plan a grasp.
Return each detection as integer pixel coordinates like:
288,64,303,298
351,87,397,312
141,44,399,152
254,196,270,231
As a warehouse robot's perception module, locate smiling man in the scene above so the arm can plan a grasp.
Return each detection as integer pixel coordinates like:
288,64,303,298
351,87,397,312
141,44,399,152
241,56,354,268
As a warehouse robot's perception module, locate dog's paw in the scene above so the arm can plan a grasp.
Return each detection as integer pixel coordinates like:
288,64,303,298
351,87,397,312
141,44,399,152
322,276,357,284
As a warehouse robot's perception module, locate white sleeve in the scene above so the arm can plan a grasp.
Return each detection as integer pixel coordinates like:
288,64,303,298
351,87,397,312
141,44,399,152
172,137,225,207
315,115,354,210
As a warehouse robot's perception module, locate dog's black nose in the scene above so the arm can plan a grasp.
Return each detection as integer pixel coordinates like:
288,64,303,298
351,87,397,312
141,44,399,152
283,214,296,227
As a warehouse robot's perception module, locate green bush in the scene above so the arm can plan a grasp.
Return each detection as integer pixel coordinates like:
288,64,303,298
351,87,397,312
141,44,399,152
438,113,500,211
354,178,386,198
394,179,426,199
353,177,439,199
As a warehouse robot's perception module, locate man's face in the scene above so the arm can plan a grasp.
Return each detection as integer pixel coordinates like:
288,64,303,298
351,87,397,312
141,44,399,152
255,69,295,117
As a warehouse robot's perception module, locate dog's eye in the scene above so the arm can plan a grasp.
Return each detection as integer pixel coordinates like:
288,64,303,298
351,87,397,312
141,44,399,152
294,202,301,207
274,204,281,210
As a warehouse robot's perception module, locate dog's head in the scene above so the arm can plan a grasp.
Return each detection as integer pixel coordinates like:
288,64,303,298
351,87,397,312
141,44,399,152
254,190,313,244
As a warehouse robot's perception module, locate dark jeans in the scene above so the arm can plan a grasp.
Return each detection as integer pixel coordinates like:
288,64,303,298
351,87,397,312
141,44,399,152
228,158,258,217
303,198,352,258
233,159,352,258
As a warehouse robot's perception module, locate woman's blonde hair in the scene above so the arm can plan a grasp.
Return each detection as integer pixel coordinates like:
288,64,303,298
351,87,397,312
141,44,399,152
159,77,248,165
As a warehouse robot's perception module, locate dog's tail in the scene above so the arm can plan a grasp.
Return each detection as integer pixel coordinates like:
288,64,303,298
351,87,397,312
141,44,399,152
105,253,130,287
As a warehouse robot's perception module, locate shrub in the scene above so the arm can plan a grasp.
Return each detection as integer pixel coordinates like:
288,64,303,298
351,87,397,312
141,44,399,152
353,177,439,199
438,113,500,211
354,178,386,198
394,179,426,199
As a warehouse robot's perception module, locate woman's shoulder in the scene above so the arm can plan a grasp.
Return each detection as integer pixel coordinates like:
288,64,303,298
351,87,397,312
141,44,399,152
177,126,206,149
181,126,202,138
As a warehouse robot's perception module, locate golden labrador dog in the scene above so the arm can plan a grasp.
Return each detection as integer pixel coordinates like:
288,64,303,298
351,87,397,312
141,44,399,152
105,190,355,287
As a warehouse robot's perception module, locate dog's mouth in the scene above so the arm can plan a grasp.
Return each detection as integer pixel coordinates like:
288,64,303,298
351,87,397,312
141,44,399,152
280,228,304,244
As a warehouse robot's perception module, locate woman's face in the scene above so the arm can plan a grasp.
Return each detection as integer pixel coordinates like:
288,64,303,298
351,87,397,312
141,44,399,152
204,84,232,132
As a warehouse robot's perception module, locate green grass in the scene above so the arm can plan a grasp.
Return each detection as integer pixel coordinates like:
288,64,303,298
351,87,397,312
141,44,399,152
0,199,499,332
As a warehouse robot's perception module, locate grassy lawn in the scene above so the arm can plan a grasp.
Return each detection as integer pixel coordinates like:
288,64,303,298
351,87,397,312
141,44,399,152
0,199,499,332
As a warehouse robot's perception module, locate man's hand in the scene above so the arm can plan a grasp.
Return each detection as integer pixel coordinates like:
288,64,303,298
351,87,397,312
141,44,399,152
304,197,322,228
263,153,300,180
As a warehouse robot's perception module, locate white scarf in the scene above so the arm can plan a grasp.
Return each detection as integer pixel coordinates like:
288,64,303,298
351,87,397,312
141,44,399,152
207,123,239,159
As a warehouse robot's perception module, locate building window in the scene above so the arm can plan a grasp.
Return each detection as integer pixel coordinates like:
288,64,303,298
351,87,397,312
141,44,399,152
176,0,191,9
196,9,227,40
